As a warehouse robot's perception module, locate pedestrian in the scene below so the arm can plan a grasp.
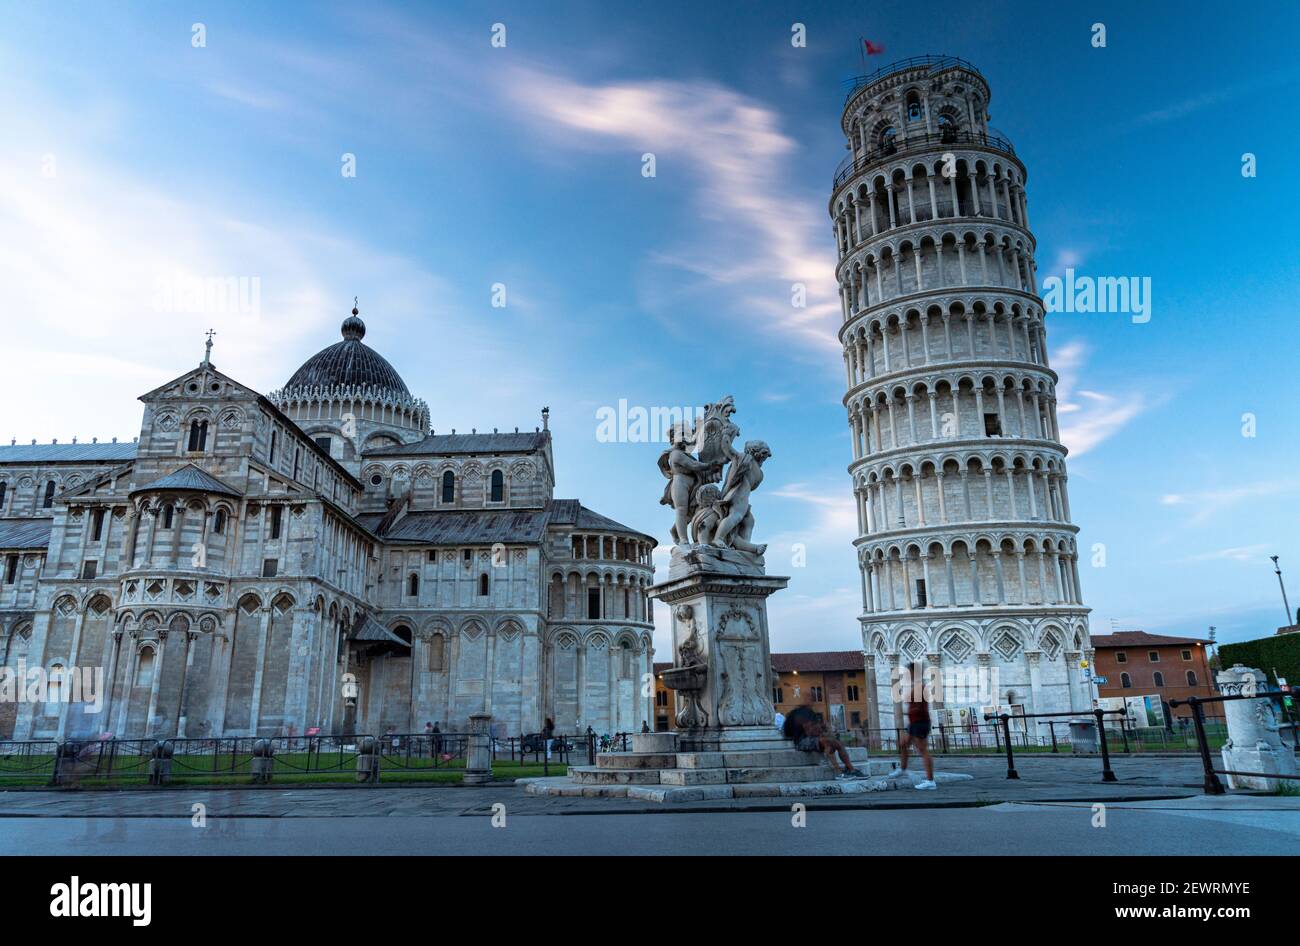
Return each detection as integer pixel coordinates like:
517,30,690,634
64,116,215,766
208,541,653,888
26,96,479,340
542,716,555,760
424,721,434,757
783,705,866,779
893,662,937,790
432,721,443,755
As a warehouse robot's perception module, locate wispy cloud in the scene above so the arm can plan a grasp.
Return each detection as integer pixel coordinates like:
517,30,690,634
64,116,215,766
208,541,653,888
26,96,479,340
1184,544,1272,563
1160,480,1300,524
1121,70,1300,129
501,69,840,350
1051,341,1146,457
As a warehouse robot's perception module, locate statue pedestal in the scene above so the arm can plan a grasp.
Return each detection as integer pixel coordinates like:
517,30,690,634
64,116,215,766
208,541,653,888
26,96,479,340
651,551,788,752
1218,665,1298,791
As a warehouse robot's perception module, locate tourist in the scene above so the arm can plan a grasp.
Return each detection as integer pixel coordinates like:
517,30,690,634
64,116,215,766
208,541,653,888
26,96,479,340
894,663,937,790
783,705,866,779
542,716,556,759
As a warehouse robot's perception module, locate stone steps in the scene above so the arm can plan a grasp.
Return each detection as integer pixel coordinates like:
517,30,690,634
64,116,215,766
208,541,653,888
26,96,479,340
520,769,974,802
568,767,665,785
595,753,681,770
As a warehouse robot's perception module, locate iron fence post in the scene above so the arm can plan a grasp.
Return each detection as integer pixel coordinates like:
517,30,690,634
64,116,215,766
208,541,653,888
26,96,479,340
999,714,1018,779
1094,709,1117,782
1049,721,1058,753
1187,697,1226,795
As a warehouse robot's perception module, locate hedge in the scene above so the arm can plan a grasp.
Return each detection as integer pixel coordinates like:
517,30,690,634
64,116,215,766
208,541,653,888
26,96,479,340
1218,634,1300,687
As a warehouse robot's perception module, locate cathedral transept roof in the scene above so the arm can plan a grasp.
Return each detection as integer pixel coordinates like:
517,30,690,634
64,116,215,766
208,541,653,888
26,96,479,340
364,431,548,457
0,517,53,550
130,464,243,498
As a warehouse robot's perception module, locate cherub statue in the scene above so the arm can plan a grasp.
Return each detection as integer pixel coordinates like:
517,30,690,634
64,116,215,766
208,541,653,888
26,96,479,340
689,484,724,545
712,440,771,555
658,422,721,546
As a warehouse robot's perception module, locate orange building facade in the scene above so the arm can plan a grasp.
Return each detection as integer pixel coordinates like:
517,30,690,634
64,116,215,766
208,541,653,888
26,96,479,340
1091,631,1222,722
653,650,875,733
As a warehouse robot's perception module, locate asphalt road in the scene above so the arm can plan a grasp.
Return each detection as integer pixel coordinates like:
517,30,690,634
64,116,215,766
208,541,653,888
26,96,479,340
3,800,1297,855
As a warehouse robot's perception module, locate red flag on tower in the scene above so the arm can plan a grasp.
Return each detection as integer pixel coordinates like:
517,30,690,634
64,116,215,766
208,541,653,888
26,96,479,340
864,39,885,55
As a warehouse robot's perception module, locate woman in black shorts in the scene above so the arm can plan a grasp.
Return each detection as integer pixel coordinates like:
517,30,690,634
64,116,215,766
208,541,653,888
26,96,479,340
896,663,937,790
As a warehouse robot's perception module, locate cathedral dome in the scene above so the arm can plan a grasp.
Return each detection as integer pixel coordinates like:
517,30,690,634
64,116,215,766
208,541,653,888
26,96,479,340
285,311,411,397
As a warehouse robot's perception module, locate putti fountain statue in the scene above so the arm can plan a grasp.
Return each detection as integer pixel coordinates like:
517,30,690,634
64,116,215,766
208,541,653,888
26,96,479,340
651,396,789,750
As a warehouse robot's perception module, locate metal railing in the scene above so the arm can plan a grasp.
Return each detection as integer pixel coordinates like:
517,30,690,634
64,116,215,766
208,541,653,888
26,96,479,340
0,730,606,785
1169,692,1300,795
982,709,1128,782
833,129,1017,190
851,719,1132,754
841,55,984,103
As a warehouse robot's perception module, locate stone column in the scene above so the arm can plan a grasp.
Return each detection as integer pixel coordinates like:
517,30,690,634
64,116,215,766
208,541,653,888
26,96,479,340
463,712,493,785
175,630,199,737
144,628,169,737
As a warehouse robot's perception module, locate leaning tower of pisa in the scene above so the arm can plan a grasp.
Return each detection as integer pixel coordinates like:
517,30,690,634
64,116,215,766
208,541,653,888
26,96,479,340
831,57,1093,737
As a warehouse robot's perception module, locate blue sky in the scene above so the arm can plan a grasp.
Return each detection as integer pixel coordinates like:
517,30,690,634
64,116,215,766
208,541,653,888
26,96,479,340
2,1,1298,657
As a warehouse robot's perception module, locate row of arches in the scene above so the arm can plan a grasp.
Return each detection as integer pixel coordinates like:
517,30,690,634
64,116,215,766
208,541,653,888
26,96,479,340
844,74,991,161
548,570,654,623
857,536,1085,613
274,383,431,435
846,375,1061,461
866,618,1088,664
0,475,62,515
834,157,1028,258
852,455,1072,535
838,231,1036,318
363,462,531,507
842,299,1048,389
546,625,655,733
570,533,656,567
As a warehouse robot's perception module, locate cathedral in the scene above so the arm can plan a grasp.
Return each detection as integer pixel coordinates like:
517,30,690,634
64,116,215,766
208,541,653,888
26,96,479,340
0,309,657,741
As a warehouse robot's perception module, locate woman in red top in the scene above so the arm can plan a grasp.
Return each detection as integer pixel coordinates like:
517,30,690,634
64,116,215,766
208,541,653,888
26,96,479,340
895,662,937,789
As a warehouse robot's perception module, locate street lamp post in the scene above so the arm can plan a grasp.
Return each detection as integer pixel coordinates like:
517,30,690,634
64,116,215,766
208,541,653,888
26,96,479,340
1271,556,1293,627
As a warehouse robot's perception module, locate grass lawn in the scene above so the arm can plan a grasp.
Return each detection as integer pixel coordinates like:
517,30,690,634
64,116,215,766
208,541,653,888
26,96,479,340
0,753,573,789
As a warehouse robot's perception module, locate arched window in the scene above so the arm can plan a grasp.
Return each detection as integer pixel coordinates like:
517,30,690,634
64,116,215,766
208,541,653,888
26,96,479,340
490,469,504,503
1186,670,1198,687
135,649,155,687
213,509,226,534
43,480,56,509
163,504,174,529
408,573,419,598
1120,672,1132,689
1153,671,1165,688
0,482,7,509
478,573,489,597
47,665,65,706
441,471,455,504
906,92,922,122
187,419,209,452
428,634,445,671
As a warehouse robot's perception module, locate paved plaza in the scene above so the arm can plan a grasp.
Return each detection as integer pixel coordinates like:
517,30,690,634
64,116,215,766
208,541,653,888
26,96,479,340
3,754,1296,854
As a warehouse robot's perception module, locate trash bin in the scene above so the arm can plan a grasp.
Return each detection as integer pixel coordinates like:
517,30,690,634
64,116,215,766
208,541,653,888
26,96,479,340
1069,719,1099,753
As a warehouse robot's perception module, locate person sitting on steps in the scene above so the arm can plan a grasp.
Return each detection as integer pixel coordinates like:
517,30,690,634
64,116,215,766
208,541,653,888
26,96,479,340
783,705,867,780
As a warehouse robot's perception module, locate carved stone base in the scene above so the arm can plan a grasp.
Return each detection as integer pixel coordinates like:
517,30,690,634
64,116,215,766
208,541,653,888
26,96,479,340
651,563,788,742
668,544,765,580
